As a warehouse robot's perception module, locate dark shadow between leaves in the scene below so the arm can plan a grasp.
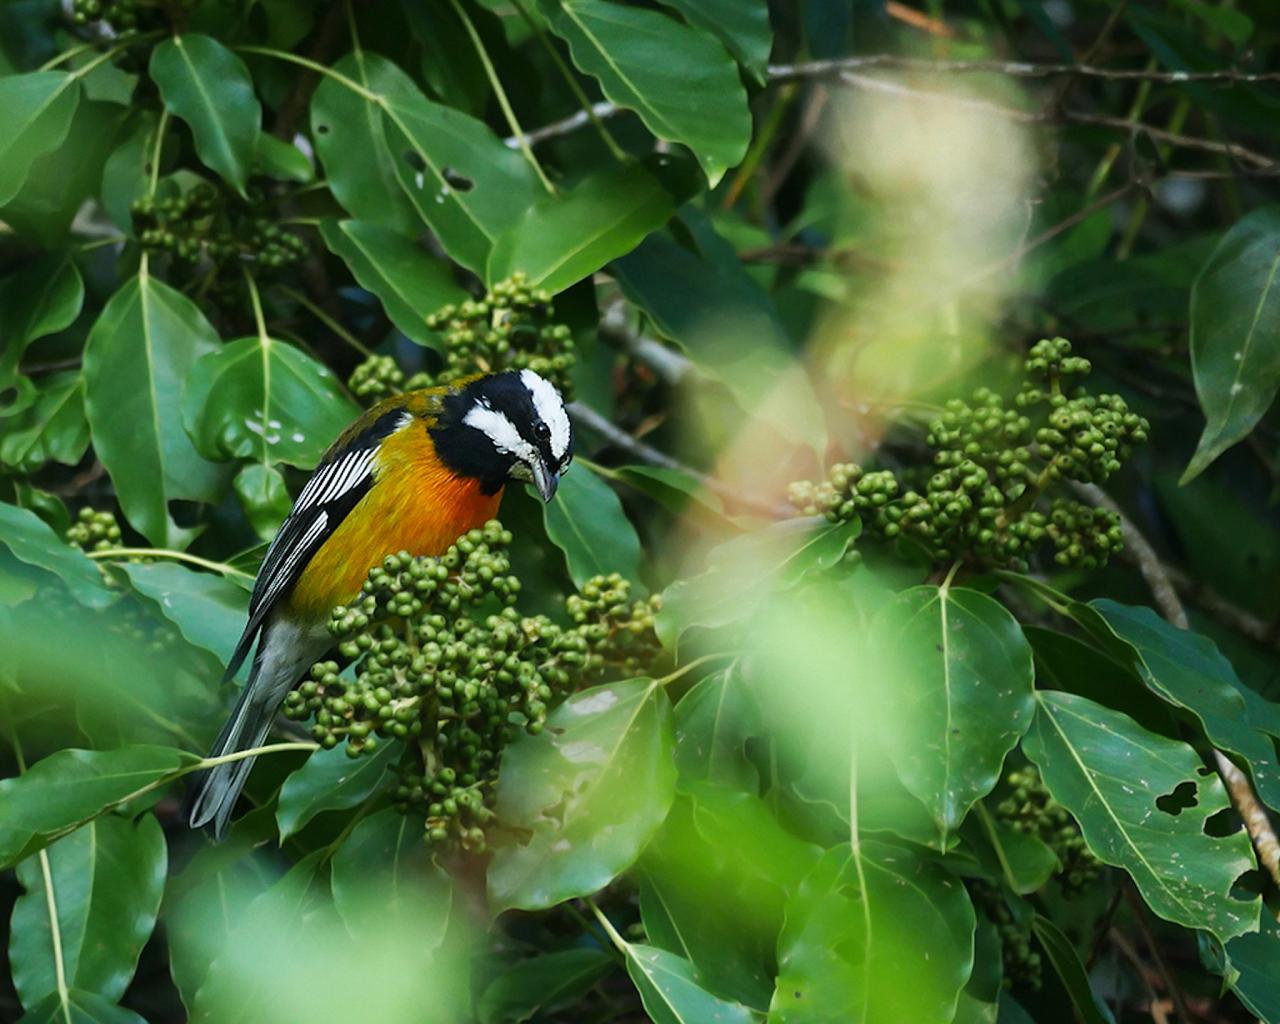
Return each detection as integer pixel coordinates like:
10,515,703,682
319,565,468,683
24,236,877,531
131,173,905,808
1155,781,1198,816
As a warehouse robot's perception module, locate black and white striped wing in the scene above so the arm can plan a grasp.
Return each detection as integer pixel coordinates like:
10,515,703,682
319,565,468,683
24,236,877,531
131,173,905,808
222,410,406,680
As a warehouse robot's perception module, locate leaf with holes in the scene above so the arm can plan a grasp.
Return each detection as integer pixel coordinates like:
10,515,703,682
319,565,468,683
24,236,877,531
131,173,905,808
319,219,466,346
1024,691,1259,943
488,161,677,294
10,814,166,1008
873,586,1036,843
536,0,750,185
770,841,975,1024
1183,208,1280,482
487,678,676,912
182,334,358,469
149,35,261,195
83,270,225,547
542,462,643,591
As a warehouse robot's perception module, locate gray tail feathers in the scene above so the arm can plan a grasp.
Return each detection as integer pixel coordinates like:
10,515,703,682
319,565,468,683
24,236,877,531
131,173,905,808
185,682,278,839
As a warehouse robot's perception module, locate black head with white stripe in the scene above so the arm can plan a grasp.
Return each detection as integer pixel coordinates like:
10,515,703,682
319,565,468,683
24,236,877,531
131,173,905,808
431,370,573,501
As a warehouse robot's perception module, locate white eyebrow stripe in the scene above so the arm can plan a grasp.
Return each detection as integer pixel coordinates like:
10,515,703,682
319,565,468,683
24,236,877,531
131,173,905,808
520,369,571,460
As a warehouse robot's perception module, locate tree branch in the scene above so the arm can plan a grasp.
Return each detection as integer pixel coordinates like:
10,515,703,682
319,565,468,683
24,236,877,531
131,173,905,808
1073,481,1280,892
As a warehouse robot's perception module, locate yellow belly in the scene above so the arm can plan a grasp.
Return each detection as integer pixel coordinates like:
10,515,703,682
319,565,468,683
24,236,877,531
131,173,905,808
286,433,503,623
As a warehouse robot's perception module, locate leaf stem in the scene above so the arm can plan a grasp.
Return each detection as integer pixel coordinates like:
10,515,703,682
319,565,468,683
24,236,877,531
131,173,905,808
974,801,1021,892
148,108,170,199
586,897,629,955
446,0,555,194
86,547,254,580
652,652,733,688
235,45,377,100
278,284,374,357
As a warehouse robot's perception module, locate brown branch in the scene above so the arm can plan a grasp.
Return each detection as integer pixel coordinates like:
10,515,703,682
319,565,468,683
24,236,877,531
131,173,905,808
1073,481,1280,893
768,55,1280,86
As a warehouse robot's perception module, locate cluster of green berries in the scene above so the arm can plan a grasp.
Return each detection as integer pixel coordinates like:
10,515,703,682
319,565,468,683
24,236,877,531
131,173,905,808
71,0,149,30
130,185,307,272
997,766,1101,896
788,339,1147,571
282,523,661,851
971,883,1043,992
416,273,576,397
66,507,122,553
348,355,405,404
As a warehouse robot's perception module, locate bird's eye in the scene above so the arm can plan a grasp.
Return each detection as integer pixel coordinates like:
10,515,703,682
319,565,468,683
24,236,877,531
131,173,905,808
533,422,551,441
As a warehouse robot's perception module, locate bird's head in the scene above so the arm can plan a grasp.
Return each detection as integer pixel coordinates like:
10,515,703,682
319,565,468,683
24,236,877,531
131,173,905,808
430,369,573,501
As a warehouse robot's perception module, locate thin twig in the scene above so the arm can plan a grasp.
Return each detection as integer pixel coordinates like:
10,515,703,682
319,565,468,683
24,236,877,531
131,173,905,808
1072,481,1280,891
768,55,1280,85
505,101,619,149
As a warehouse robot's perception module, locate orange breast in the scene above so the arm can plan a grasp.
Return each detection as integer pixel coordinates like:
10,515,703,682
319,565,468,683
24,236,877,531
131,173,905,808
286,425,502,623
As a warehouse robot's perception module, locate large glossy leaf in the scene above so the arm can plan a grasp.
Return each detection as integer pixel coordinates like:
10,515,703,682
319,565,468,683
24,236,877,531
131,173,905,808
0,746,195,869
121,562,249,666
1029,915,1115,1024
536,0,750,184
1024,692,1259,943
83,268,224,547
656,518,860,649
17,990,146,1024
0,71,81,206
1090,599,1280,815
541,463,643,591
319,219,466,346
673,667,762,792
0,502,113,609
624,944,757,1024
10,815,166,1007
182,333,358,469
769,841,975,1024
477,948,614,1024
488,162,676,294
275,741,400,839
1221,911,1280,1022
311,53,420,235
1183,208,1280,482
488,678,676,912
874,586,1035,843
330,807,452,948
653,0,772,81
0,371,90,471
0,255,83,389
149,35,261,195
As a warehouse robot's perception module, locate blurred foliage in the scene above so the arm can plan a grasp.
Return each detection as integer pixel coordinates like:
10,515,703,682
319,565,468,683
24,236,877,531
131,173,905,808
3,1,1280,1022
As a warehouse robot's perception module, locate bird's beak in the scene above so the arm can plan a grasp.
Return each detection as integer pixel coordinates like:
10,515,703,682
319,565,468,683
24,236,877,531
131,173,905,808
530,459,559,502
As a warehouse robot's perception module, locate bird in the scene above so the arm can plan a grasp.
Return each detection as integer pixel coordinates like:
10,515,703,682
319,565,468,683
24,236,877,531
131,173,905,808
186,368,573,838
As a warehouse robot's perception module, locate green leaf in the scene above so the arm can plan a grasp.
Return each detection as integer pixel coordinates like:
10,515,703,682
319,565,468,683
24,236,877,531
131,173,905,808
874,586,1036,843
488,678,676,912
17,990,146,1024
653,0,772,81
964,809,1059,896
10,814,166,1007
319,219,467,346
1087,600,1280,810
488,161,676,294
954,915,1002,1024
537,0,750,184
769,841,975,1024
0,746,195,869
234,463,292,541
275,741,400,839
181,333,359,469
1221,911,1280,1022
0,502,113,609
120,562,249,665
0,255,83,389
330,807,453,948
255,133,312,183
1024,691,1259,943
656,518,860,649
1029,915,1115,1024
623,944,758,1024
541,463,643,591
673,667,762,792
100,111,157,234
0,371,90,471
149,35,261,195
0,71,81,206
477,948,613,1024
1183,208,1280,482
83,269,225,547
